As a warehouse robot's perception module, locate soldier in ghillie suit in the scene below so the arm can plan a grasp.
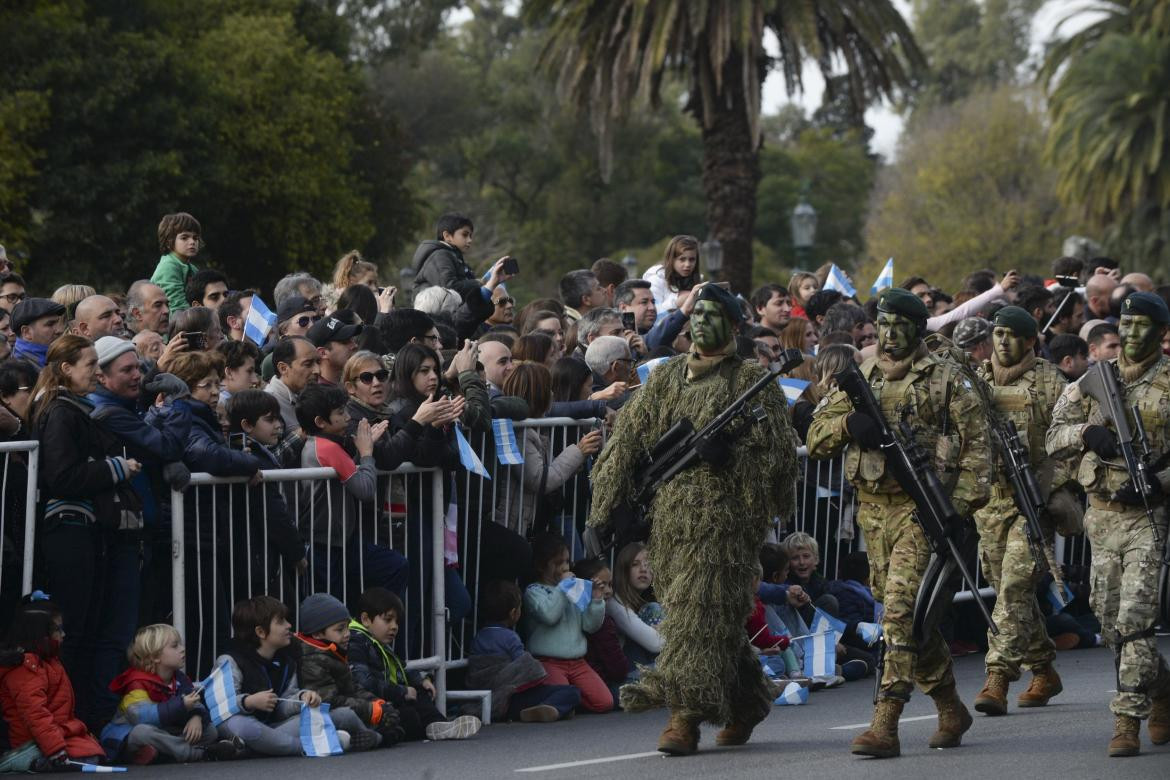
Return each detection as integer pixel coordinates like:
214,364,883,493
587,284,798,757
1046,291,1170,757
807,288,990,758
973,306,1068,715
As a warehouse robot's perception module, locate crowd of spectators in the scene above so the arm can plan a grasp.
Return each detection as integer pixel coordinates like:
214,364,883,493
0,216,1133,767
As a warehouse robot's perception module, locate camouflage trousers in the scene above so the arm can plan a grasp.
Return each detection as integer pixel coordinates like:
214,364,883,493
975,489,1056,680
1084,501,1170,718
858,495,954,701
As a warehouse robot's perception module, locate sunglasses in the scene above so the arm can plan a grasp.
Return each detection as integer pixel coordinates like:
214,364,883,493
296,314,322,328
358,369,390,384
496,296,514,306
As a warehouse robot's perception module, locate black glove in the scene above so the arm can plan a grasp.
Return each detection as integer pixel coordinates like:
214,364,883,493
695,434,733,466
145,372,190,401
1115,478,1163,506
1082,425,1118,459
846,412,883,450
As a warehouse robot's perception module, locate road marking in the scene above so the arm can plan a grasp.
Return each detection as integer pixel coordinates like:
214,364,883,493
830,714,937,730
515,751,662,773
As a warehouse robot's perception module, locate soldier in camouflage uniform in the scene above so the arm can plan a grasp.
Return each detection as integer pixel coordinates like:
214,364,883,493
589,284,798,757
1046,291,1170,757
972,306,1068,716
807,288,991,758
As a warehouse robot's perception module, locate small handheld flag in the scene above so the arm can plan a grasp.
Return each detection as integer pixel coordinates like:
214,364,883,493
778,377,811,406
774,681,809,706
455,426,491,479
68,763,127,773
200,659,240,726
301,702,344,757
558,576,593,612
636,356,671,384
243,296,277,347
800,631,837,678
491,418,525,465
870,257,895,296
823,264,857,298
810,606,847,638
856,621,883,646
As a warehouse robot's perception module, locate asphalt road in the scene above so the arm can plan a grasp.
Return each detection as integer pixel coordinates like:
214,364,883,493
120,640,1170,779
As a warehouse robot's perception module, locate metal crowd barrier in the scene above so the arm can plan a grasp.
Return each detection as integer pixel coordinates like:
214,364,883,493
0,442,39,606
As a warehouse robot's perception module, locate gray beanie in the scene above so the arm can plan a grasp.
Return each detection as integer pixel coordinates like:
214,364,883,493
94,336,137,369
298,592,349,635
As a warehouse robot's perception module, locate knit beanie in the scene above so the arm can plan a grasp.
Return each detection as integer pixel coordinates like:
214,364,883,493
299,593,350,635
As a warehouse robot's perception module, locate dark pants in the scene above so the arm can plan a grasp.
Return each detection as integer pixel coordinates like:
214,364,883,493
506,684,581,720
397,690,446,741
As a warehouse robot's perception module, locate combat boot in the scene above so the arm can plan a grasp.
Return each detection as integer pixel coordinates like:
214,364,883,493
1107,714,1140,757
657,711,700,756
974,671,1009,716
1017,664,1063,708
715,709,768,747
928,682,973,748
1148,689,1170,745
850,697,903,758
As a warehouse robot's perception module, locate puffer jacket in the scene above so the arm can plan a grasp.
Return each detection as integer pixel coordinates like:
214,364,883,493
294,634,394,729
410,240,479,299
0,651,102,759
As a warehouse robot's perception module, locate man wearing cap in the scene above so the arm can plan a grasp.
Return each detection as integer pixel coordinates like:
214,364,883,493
808,287,991,758
953,317,992,366
11,297,67,367
307,312,362,387
971,306,1070,717
589,284,798,756
1046,291,1170,756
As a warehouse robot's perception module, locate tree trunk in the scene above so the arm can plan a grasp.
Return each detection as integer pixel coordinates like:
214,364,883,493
698,50,760,297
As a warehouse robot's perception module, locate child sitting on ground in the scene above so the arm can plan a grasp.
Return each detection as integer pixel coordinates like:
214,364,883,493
467,580,581,722
294,592,403,747
747,562,792,656
519,534,613,714
215,595,379,755
0,598,103,772
101,624,244,764
571,558,627,698
347,587,481,741
781,532,840,623
608,543,663,674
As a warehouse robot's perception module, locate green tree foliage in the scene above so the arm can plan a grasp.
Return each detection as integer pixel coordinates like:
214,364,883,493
863,86,1079,292
0,0,419,293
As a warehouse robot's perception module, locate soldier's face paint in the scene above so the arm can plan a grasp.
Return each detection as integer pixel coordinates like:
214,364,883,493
992,326,1034,367
876,311,918,360
691,300,732,353
1118,313,1165,361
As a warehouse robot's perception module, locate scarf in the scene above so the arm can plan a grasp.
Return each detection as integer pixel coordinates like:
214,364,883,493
990,349,1035,386
877,342,928,381
686,339,736,382
1118,349,1162,383
12,339,47,368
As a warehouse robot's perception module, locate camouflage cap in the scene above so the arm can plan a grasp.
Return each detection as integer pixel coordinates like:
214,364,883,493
953,316,991,348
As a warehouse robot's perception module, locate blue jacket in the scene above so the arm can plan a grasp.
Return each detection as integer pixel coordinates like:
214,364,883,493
644,310,687,351
146,400,259,477
469,624,526,661
826,579,877,626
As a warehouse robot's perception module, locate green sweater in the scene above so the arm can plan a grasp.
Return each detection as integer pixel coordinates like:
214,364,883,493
150,252,196,312
520,582,604,660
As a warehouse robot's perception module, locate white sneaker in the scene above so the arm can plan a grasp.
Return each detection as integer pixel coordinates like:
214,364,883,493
336,730,352,751
425,715,482,741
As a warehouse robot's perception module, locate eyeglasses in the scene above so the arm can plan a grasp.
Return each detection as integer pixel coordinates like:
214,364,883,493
296,314,322,328
496,297,514,306
0,292,26,304
358,369,390,385
422,334,441,344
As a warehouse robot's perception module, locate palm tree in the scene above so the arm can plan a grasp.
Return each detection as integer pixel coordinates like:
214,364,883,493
524,0,923,292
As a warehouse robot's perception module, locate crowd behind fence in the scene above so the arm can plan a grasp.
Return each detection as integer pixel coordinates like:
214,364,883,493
5,425,1094,709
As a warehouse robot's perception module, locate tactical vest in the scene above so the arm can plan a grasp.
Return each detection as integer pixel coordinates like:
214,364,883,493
980,360,1066,472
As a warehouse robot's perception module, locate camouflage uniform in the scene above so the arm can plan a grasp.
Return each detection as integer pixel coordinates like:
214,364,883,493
807,349,991,701
975,357,1067,681
1046,356,1170,719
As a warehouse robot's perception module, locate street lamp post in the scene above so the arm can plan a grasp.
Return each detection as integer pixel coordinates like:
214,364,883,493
791,191,818,267
700,236,723,283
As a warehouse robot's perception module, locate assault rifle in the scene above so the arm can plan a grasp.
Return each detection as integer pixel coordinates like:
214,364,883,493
993,418,1060,590
833,362,998,639
588,349,804,557
1079,360,1170,625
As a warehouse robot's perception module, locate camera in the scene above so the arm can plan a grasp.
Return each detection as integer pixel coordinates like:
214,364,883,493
621,312,636,332
184,331,205,351
502,256,520,276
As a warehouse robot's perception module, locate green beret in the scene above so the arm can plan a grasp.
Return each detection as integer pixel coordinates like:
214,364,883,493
992,305,1038,338
1122,291,1170,325
876,287,929,324
694,284,746,325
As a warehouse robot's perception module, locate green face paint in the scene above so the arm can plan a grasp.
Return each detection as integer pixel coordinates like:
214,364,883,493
1118,313,1165,361
992,326,1033,367
691,300,732,352
876,311,918,360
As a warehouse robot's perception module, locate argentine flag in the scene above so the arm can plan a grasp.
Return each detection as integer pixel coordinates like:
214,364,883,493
491,418,525,465
200,659,240,726
301,702,344,757
636,356,671,384
810,606,847,638
856,621,883,646
243,296,277,347
455,426,490,479
823,263,857,298
558,576,593,612
870,257,895,296
774,680,809,706
800,631,837,678
778,377,811,406
69,763,127,773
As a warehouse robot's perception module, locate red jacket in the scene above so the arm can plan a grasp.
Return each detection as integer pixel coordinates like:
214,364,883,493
0,652,102,758
746,598,790,651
